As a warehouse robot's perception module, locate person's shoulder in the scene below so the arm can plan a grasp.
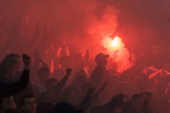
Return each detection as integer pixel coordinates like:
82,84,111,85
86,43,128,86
91,68,97,75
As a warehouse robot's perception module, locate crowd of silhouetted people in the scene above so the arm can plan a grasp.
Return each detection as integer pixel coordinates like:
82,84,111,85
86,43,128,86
0,14,170,113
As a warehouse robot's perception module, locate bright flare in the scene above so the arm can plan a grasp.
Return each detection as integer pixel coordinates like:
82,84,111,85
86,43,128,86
111,36,120,47
102,36,123,51
102,35,133,73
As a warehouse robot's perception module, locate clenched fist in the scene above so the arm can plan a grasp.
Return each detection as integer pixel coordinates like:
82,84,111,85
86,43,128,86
66,68,72,76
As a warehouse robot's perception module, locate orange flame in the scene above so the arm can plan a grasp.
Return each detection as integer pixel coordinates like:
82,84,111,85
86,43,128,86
102,36,133,73
111,36,121,47
102,36,124,52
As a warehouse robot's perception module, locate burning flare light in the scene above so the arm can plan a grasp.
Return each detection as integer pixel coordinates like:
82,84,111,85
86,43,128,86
102,36,124,52
102,36,132,72
111,36,121,47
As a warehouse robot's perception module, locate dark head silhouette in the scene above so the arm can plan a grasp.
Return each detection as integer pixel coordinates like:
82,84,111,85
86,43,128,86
95,53,109,67
0,53,20,80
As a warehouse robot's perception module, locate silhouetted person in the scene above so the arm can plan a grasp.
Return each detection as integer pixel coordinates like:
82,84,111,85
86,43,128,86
121,58,146,81
38,68,72,104
38,78,58,104
31,50,48,85
79,87,95,112
62,87,81,106
2,96,16,113
20,95,36,113
123,94,145,113
140,92,153,113
79,82,107,113
120,58,148,94
37,66,50,93
90,94,126,113
90,53,109,88
57,37,70,70
53,64,65,81
56,68,72,101
72,53,89,89
98,94,126,113
90,53,114,104
0,53,31,112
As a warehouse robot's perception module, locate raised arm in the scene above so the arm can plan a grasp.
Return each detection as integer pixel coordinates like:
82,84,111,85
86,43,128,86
55,68,72,92
148,69,162,79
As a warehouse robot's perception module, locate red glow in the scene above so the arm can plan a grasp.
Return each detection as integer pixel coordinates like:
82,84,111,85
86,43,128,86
111,36,121,47
102,36,123,51
102,36,133,72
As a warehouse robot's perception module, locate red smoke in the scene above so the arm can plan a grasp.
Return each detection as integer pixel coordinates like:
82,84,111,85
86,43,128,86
2,0,134,72
102,36,133,73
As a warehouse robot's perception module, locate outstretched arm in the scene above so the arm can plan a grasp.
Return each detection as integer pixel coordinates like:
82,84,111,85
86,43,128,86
148,70,162,79
55,68,72,92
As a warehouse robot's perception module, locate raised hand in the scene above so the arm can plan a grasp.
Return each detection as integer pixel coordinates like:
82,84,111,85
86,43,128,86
66,68,72,76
